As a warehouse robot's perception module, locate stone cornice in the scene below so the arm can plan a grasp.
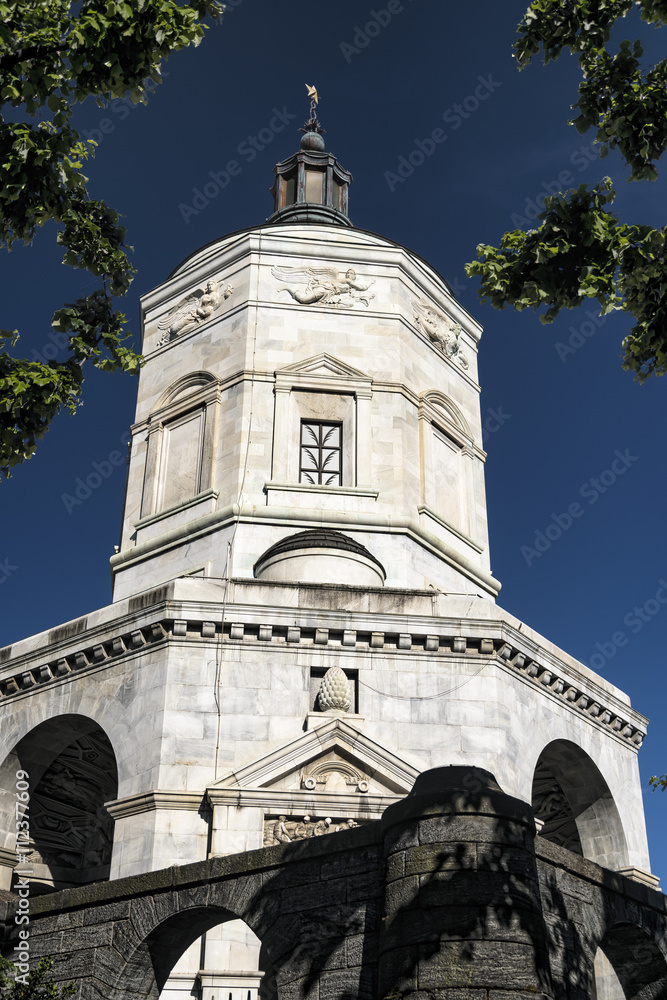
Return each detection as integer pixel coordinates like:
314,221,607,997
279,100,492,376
206,787,400,817
0,606,647,749
109,504,500,597
105,791,204,819
265,482,379,500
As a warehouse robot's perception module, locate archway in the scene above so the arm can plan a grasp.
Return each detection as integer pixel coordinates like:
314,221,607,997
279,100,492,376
162,918,264,1000
0,715,118,893
592,924,667,999
531,740,628,869
111,905,266,1000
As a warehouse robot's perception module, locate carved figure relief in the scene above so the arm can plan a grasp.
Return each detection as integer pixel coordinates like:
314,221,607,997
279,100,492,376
532,761,583,855
272,265,375,307
157,280,233,346
28,729,117,878
413,298,469,369
263,814,360,846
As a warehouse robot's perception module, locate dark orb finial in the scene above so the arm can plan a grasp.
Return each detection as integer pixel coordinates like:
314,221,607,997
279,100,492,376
300,130,325,151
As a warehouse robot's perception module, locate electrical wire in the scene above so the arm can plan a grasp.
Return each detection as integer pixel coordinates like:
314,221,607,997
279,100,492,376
213,229,262,779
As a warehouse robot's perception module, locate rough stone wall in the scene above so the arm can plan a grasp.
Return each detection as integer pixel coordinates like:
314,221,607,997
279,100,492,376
1,769,666,1000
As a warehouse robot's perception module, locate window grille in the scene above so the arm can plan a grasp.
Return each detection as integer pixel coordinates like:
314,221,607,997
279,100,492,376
299,421,342,486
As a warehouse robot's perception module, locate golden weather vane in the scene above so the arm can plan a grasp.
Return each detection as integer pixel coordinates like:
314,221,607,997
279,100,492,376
305,83,319,119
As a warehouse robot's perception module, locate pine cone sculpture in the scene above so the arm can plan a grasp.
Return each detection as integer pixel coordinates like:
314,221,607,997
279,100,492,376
318,666,351,713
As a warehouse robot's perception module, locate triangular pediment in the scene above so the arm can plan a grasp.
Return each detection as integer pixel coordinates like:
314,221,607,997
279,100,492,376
210,718,419,796
276,353,371,383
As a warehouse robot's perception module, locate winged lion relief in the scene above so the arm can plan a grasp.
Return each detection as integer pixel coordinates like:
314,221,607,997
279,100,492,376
271,265,375,308
412,298,469,370
156,280,233,346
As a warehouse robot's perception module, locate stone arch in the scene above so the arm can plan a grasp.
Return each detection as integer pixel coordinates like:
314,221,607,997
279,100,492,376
0,714,118,893
592,924,667,999
418,389,473,441
111,879,284,1000
156,370,219,409
417,390,476,540
531,739,628,869
165,916,264,1000
121,905,237,999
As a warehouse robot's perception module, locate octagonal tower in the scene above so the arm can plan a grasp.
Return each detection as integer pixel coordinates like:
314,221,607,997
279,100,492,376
111,126,498,603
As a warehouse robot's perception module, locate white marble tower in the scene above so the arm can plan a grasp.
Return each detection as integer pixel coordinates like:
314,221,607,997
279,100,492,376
0,111,657,1000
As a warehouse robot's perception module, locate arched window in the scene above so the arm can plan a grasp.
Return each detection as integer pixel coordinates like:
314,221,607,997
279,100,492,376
418,390,479,546
139,372,222,520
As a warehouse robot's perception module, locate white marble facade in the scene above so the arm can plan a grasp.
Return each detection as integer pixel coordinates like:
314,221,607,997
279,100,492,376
111,223,496,602
0,213,658,998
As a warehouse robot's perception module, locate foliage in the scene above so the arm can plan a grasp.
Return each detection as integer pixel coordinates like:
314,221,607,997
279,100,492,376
0,0,222,478
0,957,75,999
465,0,667,381
650,773,667,791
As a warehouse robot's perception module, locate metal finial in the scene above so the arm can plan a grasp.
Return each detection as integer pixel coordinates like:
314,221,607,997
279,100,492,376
305,83,319,117
300,83,326,141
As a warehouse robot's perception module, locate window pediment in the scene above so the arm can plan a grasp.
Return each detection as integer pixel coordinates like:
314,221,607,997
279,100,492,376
276,352,371,388
419,390,472,440
208,718,418,796
156,370,219,411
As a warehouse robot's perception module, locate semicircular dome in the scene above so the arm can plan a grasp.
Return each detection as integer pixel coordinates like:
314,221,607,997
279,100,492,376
253,528,386,587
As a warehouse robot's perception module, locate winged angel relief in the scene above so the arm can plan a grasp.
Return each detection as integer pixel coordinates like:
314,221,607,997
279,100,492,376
156,280,233,346
413,299,469,369
272,265,375,307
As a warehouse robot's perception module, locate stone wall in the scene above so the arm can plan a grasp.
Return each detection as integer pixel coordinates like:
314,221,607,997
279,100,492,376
2,768,666,1000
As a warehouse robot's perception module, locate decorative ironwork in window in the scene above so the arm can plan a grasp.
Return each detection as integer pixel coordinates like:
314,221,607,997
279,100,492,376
300,421,342,486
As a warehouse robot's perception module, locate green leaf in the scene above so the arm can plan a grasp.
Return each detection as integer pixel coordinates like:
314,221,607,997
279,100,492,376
0,0,222,477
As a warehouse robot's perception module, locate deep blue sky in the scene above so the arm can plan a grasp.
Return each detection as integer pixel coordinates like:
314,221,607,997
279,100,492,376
2,1,666,876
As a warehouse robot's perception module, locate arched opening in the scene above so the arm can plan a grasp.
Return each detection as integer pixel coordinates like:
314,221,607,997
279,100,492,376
162,918,264,1000
592,924,667,999
0,715,118,893
592,947,625,999
531,740,628,869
